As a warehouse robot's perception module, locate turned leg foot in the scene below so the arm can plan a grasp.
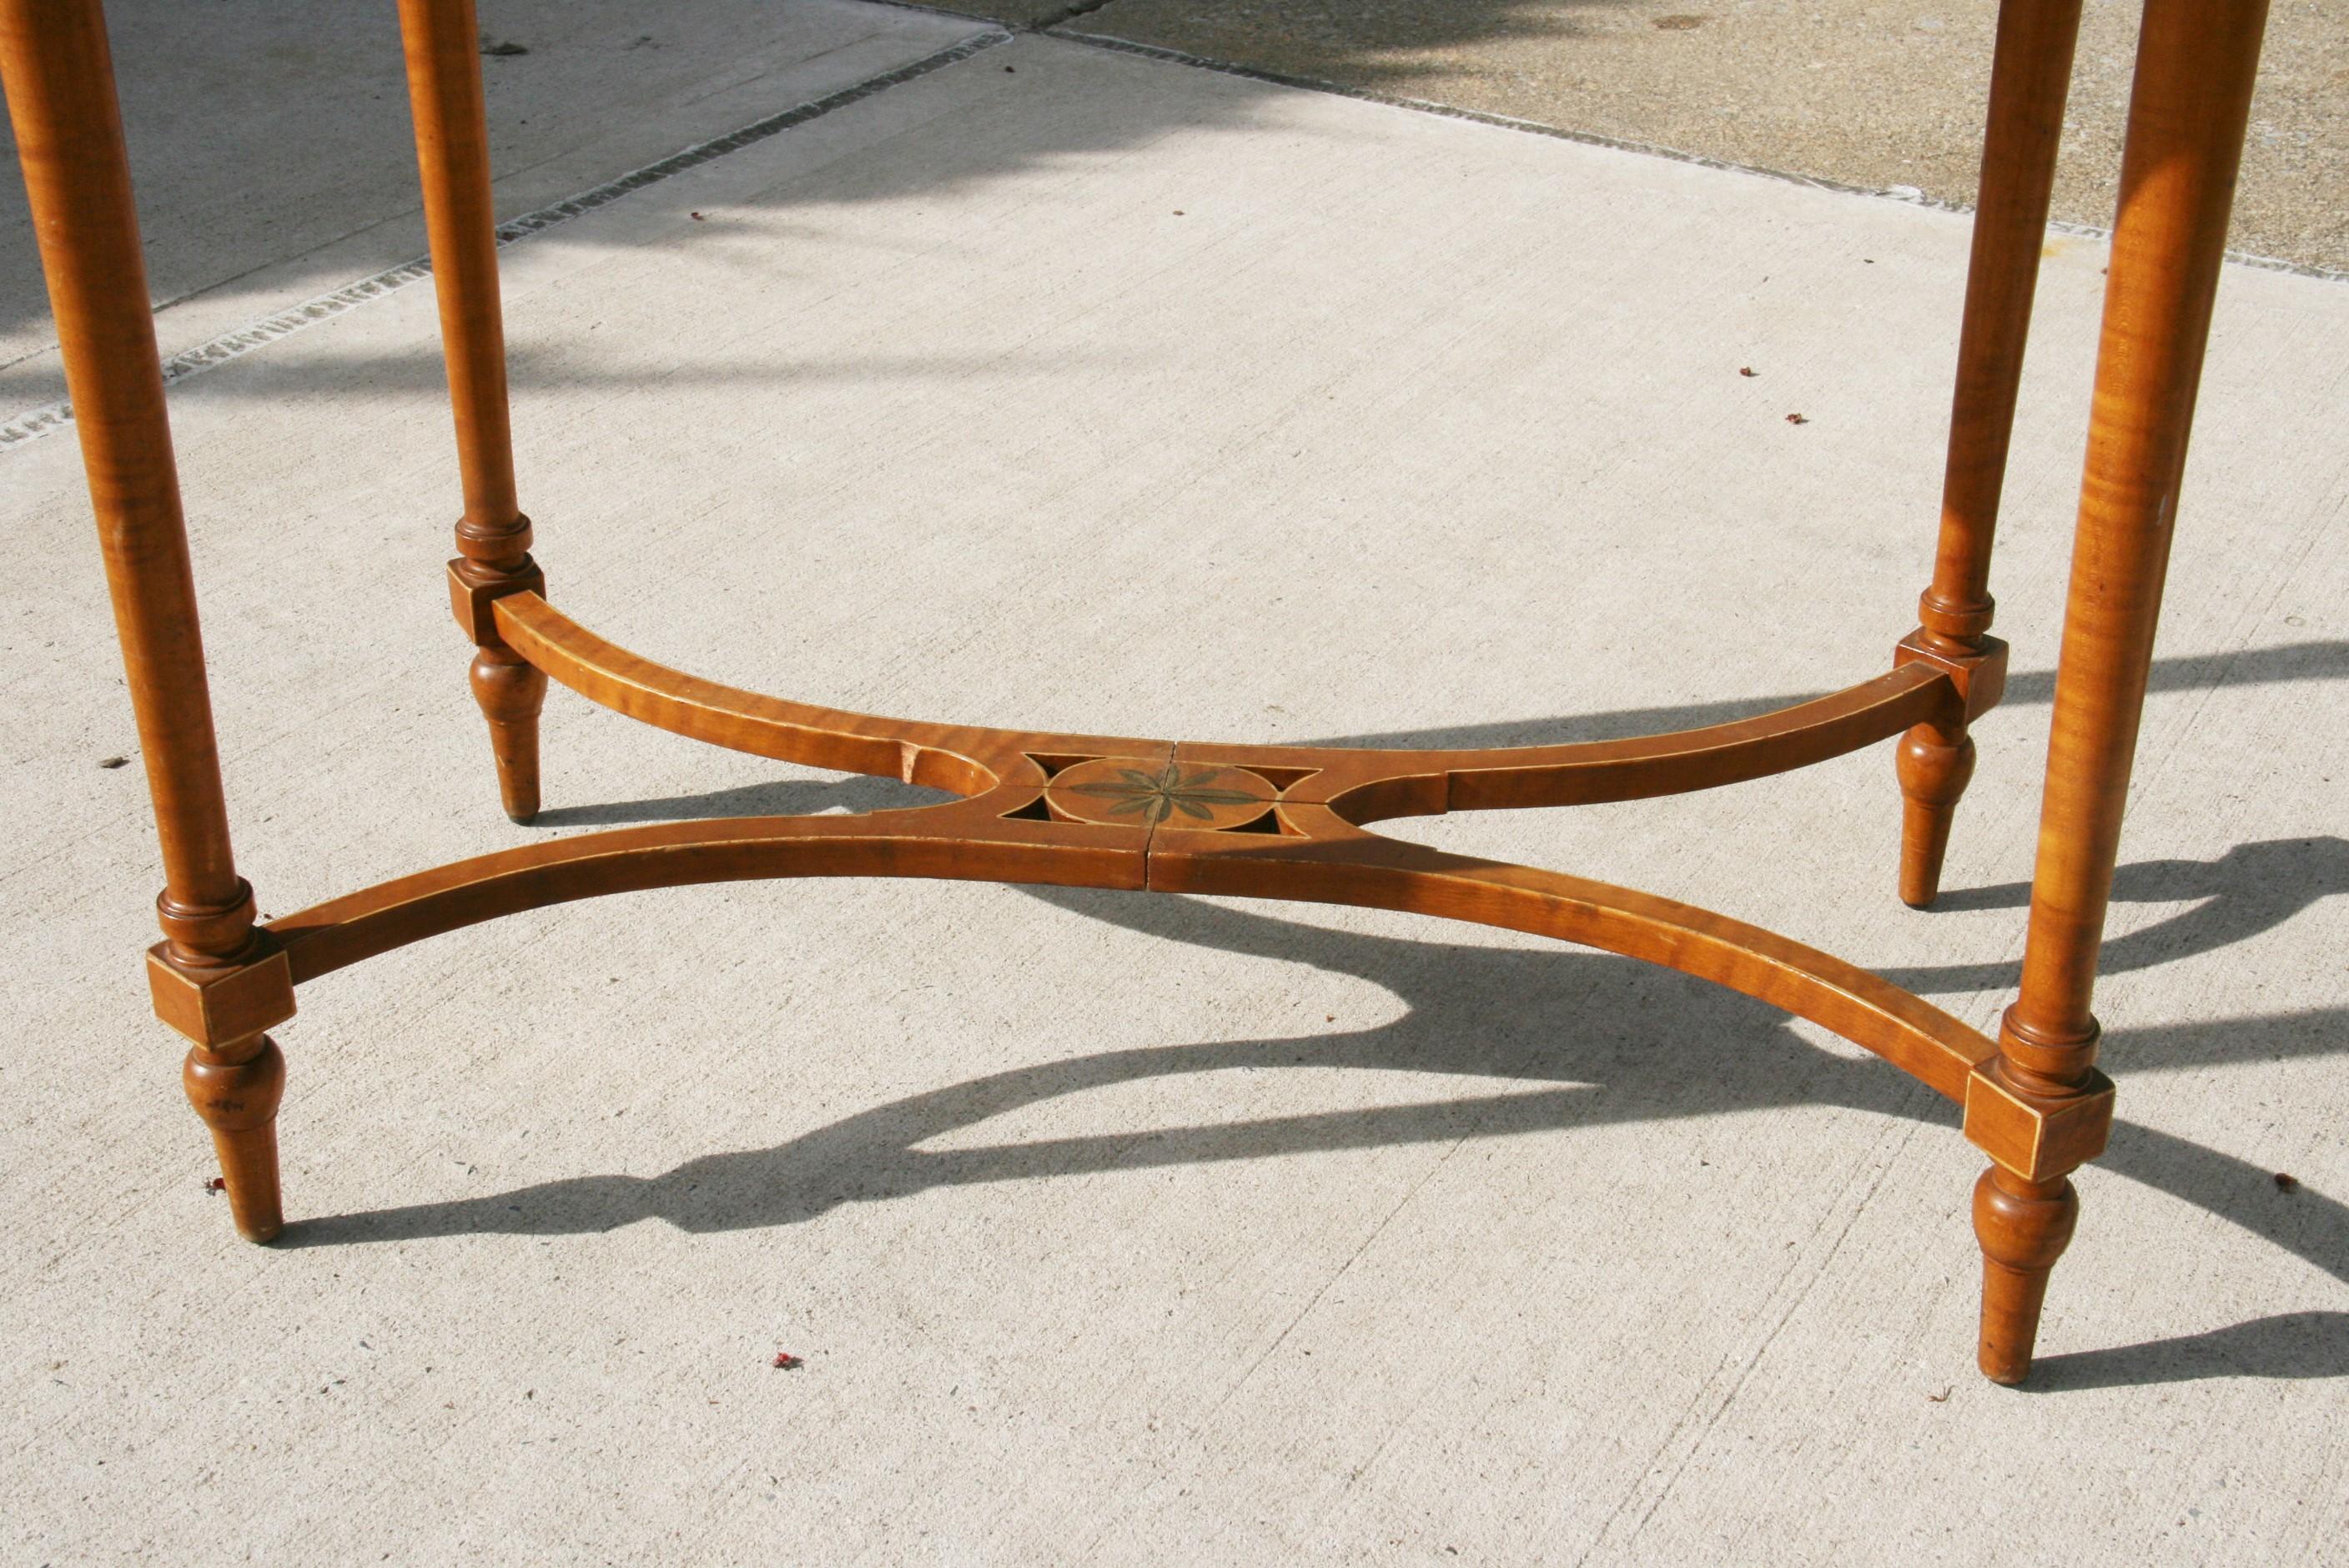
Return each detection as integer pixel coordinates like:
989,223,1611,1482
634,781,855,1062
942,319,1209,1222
470,645,547,823
183,1034,286,1244
1972,1164,2077,1384
1896,721,1976,908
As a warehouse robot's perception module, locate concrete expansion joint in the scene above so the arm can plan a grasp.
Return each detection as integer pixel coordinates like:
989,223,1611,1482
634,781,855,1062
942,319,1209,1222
8,0,2341,456
0,26,1015,450
1029,0,1121,31
1036,27,2349,289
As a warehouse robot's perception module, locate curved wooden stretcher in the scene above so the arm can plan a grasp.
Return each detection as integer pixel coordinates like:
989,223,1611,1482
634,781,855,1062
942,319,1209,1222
0,0,2271,1385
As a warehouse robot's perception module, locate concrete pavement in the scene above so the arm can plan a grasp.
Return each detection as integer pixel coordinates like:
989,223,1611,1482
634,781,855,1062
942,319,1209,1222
903,0,2349,274
0,0,988,414
3,4,2344,1562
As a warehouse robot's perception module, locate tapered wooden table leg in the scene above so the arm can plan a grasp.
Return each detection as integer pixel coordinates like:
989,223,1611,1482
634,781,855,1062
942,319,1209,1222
0,0,289,1239
1897,0,2081,907
1964,0,2269,1384
184,1036,287,1243
469,646,548,822
399,0,547,822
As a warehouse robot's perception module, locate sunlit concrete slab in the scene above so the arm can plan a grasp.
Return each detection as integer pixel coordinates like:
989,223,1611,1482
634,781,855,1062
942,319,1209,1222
2,14,2343,1563
0,0,994,412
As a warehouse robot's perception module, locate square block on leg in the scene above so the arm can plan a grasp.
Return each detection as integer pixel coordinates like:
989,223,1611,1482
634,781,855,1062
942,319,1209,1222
146,939,296,1048
1964,1061,2115,1182
1896,631,2009,721
447,558,546,644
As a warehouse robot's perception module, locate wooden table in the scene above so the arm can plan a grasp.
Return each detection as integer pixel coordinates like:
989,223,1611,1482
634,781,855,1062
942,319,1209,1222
0,0,2269,1385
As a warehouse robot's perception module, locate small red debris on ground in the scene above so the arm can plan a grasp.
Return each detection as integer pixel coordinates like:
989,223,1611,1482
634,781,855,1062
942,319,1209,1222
690,212,707,221
772,1351,803,1369
2274,1172,2301,1193
1785,413,1809,425
204,1176,227,1194
1928,1385,1953,1403
1738,366,1758,377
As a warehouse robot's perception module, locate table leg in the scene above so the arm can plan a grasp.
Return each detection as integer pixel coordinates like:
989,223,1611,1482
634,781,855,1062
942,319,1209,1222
1898,0,2082,907
1969,0,2270,1384
398,0,546,822
0,0,284,1239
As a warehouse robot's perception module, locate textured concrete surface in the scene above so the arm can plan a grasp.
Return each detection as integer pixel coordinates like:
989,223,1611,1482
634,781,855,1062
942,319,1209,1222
910,0,2349,274
4,10,2347,1564
0,0,990,411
